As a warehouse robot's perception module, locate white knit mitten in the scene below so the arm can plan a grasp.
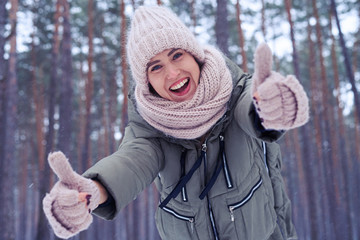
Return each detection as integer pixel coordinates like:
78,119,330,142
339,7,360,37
252,43,309,130
42,151,100,239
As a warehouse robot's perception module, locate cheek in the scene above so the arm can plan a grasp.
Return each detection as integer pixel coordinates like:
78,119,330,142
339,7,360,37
191,64,200,85
149,79,160,92
148,76,169,98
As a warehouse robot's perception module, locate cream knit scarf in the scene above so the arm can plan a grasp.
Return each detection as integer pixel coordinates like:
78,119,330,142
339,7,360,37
135,46,233,139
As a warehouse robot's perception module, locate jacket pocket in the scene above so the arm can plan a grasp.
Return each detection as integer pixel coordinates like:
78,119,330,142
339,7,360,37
155,204,199,240
227,176,276,240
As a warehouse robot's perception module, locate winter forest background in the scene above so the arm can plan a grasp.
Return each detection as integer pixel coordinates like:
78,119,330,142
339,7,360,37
0,0,359,239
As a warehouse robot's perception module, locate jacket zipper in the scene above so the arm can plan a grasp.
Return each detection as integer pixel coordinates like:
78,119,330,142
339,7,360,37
180,149,188,202
220,135,233,189
201,141,220,240
162,206,195,232
228,177,263,221
262,141,269,173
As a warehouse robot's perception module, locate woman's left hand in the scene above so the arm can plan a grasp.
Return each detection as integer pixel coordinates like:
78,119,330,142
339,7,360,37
251,43,309,130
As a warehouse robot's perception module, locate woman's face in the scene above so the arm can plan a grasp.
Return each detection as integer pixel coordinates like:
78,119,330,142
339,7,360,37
147,48,200,102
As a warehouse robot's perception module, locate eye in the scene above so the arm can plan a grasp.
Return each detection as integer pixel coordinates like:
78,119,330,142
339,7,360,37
150,64,162,72
173,52,183,60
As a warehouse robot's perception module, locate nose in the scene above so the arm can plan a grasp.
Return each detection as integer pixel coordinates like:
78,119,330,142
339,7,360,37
166,64,180,80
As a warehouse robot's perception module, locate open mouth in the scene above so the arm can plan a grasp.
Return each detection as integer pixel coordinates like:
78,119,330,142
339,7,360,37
170,78,190,93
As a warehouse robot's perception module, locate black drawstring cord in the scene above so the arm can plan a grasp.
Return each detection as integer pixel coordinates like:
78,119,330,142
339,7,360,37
159,150,205,209
199,135,226,200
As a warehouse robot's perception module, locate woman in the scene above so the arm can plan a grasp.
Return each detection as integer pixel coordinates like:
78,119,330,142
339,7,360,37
43,6,308,240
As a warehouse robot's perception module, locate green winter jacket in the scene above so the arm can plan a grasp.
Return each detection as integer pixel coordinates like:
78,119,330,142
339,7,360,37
83,57,297,240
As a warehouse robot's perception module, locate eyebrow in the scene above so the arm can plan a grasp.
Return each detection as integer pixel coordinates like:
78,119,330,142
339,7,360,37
168,48,180,56
146,60,160,71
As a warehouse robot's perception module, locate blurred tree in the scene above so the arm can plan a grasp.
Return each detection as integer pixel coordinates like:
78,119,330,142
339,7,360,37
36,0,61,238
330,0,360,122
236,0,248,71
58,0,73,157
283,0,311,237
0,0,8,165
81,0,95,170
215,0,229,56
1,0,18,239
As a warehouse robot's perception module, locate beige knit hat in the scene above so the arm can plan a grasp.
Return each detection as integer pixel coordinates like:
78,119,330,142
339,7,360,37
127,6,205,87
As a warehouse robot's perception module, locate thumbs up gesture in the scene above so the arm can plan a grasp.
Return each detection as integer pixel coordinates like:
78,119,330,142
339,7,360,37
42,151,100,239
252,43,309,130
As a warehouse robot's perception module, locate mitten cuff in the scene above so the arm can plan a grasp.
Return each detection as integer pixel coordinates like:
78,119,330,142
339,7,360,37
79,178,101,210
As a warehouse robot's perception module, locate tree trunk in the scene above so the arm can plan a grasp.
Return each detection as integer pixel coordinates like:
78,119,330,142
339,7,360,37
330,0,360,122
260,0,266,40
37,1,61,238
109,71,118,153
353,28,360,164
306,15,329,240
236,0,248,72
284,1,312,237
120,0,128,140
312,0,348,238
82,0,94,169
29,28,45,240
76,49,86,172
329,10,356,239
190,0,196,34
284,0,300,78
58,0,73,157
1,0,18,239
100,18,110,158
0,0,8,167
215,0,229,56
31,33,45,199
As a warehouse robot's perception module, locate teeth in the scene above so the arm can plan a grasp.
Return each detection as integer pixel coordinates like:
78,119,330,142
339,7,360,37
170,78,189,91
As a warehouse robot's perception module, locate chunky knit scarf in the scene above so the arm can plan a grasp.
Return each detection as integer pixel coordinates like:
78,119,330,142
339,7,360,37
135,46,233,139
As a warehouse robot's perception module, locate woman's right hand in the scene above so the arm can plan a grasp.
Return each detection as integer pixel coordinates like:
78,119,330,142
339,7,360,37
42,151,101,239
251,43,309,130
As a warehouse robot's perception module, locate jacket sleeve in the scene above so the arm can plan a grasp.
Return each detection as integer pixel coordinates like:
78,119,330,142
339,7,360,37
82,126,163,220
233,74,285,142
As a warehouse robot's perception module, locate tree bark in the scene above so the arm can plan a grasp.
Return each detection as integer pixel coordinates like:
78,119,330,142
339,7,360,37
306,15,329,240
37,1,61,238
109,71,118,153
120,0,128,140
100,17,110,158
284,0,300,78
82,0,94,169
236,0,248,72
190,0,197,33
58,0,73,157
329,10,356,239
330,0,360,122
311,0,346,238
1,0,18,239
0,0,8,167
215,0,229,56
260,0,266,40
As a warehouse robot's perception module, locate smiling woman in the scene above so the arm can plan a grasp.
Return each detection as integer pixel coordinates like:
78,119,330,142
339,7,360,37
146,48,200,102
43,5,309,240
